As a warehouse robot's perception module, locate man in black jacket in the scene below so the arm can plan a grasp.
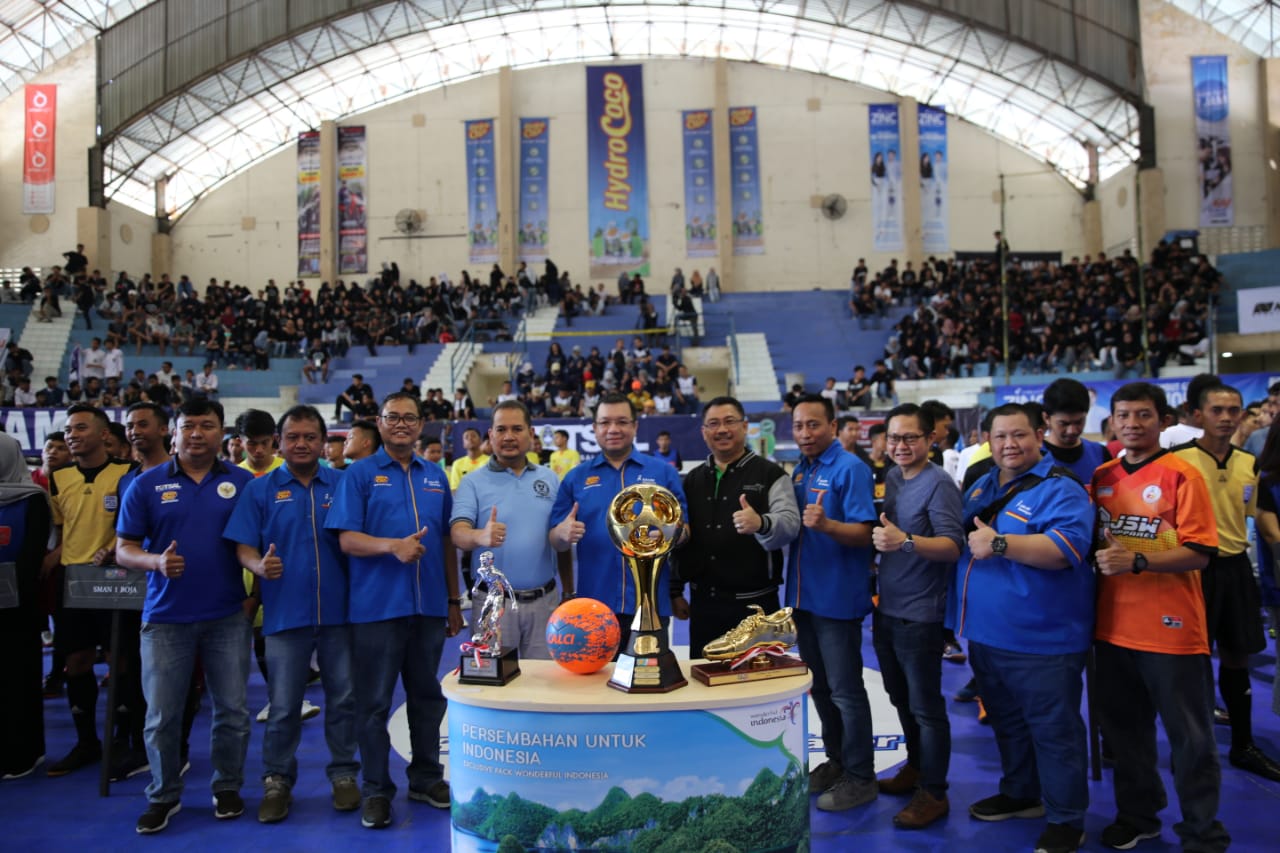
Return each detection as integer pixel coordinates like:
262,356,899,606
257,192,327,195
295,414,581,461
674,397,801,658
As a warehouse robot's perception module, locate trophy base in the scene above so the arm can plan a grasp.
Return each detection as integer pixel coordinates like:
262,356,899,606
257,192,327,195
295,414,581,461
690,654,808,687
608,650,688,693
458,648,521,686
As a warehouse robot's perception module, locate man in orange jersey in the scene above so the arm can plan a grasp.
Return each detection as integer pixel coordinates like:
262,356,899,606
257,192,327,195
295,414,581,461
1092,382,1228,852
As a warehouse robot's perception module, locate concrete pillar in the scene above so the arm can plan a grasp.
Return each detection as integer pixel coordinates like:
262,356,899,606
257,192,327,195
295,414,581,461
1137,167,1165,260
1262,58,1280,248
77,206,111,276
151,232,172,280
898,97,923,266
1081,199,1104,256
319,120,338,285
713,59,734,291
497,67,517,275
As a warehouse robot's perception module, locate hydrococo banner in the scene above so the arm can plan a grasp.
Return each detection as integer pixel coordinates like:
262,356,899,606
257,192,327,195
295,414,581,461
586,65,650,279
466,119,499,265
296,131,321,277
519,118,551,263
1192,55,1233,227
23,85,56,215
918,104,949,253
337,125,368,275
682,110,716,258
730,106,765,255
868,104,905,253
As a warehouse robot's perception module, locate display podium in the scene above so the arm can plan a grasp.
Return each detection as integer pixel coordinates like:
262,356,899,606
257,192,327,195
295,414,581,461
444,660,812,853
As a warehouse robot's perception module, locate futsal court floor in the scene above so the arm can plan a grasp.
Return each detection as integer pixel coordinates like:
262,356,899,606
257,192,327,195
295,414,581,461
4,619,1279,852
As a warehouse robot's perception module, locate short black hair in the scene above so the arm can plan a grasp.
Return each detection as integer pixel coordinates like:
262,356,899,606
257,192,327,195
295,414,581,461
886,402,935,436
492,399,532,426
45,431,65,444
326,435,345,445
657,430,671,438
178,397,225,425
380,391,423,418
65,403,110,430
1111,382,1168,415
794,394,835,422
597,391,638,419
126,401,168,423
868,423,887,439
348,419,382,449
278,404,326,439
1183,373,1221,413
836,415,860,432
236,409,277,439
702,396,745,420
1041,378,1090,416
553,429,569,440
987,403,1039,430
920,400,954,423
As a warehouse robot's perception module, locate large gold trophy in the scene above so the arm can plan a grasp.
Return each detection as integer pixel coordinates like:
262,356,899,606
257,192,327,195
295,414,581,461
606,484,688,693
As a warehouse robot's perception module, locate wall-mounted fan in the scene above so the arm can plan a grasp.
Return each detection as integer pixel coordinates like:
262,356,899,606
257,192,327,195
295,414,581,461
821,194,848,220
395,208,424,234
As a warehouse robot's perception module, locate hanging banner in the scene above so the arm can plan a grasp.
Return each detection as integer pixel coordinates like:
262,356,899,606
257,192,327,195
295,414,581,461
23,85,57,215
682,110,717,258
917,104,949,253
730,106,765,255
337,126,368,275
1192,55,1233,227
1237,285,1280,334
868,104,904,252
466,119,499,264
587,65,650,279
296,131,322,277
518,118,550,263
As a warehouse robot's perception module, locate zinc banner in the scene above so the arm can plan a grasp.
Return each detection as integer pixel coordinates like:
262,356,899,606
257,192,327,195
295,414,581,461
1192,55,1233,227
337,125,368,275
730,106,764,255
868,104,904,252
682,110,716,258
586,65,649,279
296,131,321,277
519,118,550,263
466,119,499,264
23,85,56,215
917,104,949,253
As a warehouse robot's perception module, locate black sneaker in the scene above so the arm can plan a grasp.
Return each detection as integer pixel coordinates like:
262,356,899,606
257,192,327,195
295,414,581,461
1099,820,1161,849
1035,822,1086,853
136,801,181,834
1229,743,1280,782
108,748,151,782
408,779,451,809
46,742,102,777
968,793,1045,822
362,795,392,829
1213,706,1230,726
42,673,63,699
808,759,844,794
212,790,245,819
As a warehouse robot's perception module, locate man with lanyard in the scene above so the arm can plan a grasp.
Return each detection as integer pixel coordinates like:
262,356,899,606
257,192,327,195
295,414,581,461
947,403,1094,853
787,394,879,812
676,396,799,659
1092,382,1229,852
870,403,964,829
116,398,255,834
1040,378,1111,490
224,405,359,823
549,391,688,651
451,401,571,658
324,392,462,830
1171,380,1280,781
45,404,140,779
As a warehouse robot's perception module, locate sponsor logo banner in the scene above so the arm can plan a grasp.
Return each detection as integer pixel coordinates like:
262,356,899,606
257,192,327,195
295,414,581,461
730,106,764,255
296,131,321,276
23,85,57,215
1192,56,1233,227
682,109,717,258
337,126,368,275
868,104,904,252
466,119,499,264
519,118,551,263
587,65,650,279
918,104,949,253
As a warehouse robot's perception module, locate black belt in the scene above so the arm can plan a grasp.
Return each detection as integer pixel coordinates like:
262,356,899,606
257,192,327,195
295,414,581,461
690,583,777,602
475,578,556,602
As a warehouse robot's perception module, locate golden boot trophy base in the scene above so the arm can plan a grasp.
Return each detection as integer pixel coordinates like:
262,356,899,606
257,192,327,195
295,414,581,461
691,605,808,687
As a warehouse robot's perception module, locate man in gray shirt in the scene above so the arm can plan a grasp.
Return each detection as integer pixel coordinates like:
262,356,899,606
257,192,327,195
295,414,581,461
871,403,964,830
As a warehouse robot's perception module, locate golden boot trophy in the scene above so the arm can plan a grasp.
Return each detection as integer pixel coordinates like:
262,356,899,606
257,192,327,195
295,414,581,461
692,605,809,686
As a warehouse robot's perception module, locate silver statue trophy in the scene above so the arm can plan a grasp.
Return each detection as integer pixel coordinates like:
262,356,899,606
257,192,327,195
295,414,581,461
458,551,522,685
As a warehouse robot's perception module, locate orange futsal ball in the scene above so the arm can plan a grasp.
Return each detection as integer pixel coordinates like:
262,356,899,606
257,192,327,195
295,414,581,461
546,597,621,674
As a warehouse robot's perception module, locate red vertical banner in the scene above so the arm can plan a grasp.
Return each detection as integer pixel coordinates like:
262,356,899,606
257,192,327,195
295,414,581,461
23,85,57,215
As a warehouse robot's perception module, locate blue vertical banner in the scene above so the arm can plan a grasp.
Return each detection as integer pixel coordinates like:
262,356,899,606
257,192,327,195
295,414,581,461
518,118,550,263
1191,56,1233,227
730,106,765,255
682,109,716,258
868,104,904,252
466,119,498,264
917,104,949,253
586,65,650,279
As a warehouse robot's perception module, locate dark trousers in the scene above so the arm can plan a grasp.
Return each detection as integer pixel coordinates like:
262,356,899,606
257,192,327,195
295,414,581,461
872,612,950,797
0,609,44,773
688,588,779,660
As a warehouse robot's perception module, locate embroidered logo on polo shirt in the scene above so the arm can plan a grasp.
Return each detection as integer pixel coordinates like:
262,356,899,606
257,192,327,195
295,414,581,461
533,479,552,498
274,490,293,502
161,490,179,504
374,475,391,486
217,482,237,499
584,475,601,488
1014,500,1034,516
103,495,118,512
1141,485,1162,504
1161,615,1183,629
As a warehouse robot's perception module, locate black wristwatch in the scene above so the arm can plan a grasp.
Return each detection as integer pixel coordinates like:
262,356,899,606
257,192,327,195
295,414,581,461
1132,553,1147,575
448,598,463,606
991,535,1008,555
900,532,915,553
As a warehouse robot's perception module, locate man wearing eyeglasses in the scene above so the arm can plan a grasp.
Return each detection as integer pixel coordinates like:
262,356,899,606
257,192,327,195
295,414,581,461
676,396,799,658
323,392,463,830
549,391,688,651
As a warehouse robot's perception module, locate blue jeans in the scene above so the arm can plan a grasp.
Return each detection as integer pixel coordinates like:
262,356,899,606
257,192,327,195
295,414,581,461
263,624,359,787
1095,642,1229,852
968,641,1088,828
795,610,873,782
140,610,251,804
871,612,950,797
352,616,447,800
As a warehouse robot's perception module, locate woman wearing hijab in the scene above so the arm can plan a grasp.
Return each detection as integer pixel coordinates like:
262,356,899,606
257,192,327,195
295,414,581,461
0,432,52,780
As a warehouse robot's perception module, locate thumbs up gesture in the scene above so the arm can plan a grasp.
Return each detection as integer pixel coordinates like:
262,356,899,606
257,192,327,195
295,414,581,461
157,540,185,578
392,526,429,564
478,506,507,548
1095,528,1134,576
733,493,763,536
872,512,905,552
553,502,586,549
259,542,284,580
802,490,828,531
967,517,998,559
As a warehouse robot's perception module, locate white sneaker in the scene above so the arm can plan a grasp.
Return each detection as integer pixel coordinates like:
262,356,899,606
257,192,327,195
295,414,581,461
256,703,270,723
301,699,321,721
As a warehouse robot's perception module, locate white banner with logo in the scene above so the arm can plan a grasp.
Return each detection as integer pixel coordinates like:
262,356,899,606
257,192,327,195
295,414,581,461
1238,285,1280,334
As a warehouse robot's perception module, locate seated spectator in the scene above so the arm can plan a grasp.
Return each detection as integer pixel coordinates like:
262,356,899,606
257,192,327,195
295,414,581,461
193,362,219,398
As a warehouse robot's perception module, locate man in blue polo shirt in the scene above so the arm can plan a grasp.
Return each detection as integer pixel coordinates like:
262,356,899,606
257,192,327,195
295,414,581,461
116,398,255,835
223,404,358,823
451,400,571,658
550,391,687,650
788,394,878,813
324,391,462,831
